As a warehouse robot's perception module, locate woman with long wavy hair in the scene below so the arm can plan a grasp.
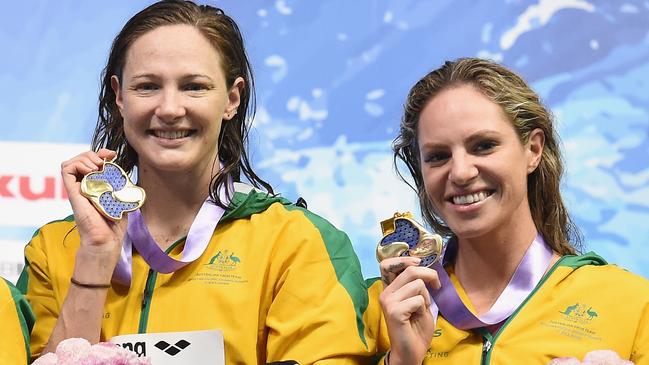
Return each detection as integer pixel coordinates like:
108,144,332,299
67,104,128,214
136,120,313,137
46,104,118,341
19,2,372,363
368,58,649,364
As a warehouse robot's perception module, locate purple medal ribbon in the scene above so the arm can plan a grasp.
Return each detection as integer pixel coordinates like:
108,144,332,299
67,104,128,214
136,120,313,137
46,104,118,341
112,179,232,286
428,234,553,329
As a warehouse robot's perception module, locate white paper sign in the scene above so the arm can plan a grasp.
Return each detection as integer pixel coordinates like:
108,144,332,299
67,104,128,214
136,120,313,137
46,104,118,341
110,329,224,364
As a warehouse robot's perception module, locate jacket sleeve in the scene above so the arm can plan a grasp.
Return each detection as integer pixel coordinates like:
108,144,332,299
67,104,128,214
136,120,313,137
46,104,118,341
364,278,391,364
0,278,34,364
17,225,68,359
263,207,375,364
633,300,649,365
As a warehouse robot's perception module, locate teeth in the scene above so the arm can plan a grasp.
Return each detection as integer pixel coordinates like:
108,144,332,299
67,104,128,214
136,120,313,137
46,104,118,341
154,130,190,139
453,191,489,205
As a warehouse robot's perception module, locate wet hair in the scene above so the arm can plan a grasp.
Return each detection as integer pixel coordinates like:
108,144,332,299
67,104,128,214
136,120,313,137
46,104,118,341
92,0,273,207
393,58,582,255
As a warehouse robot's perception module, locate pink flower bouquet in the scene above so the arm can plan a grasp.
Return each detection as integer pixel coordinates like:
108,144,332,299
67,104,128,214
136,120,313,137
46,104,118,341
33,338,151,365
549,350,634,365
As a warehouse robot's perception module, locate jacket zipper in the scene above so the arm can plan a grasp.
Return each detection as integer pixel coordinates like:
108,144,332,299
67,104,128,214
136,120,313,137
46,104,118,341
478,256,566,364
481,332,493,365
482,340,492,353
138,268,157,333
137,238,186,334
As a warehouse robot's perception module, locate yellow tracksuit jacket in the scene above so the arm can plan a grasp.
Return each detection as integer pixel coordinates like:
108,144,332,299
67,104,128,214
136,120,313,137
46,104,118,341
0,278,34,364
18,184,375,364
365,253,649,364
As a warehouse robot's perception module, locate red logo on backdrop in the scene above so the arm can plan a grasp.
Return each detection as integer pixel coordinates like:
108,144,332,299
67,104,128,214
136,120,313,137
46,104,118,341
0,175,68,200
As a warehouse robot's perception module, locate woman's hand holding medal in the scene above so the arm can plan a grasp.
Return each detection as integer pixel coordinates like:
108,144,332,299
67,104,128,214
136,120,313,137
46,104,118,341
379,257,440,364
376,213,443,364
43,148,137,351
60,148,128,285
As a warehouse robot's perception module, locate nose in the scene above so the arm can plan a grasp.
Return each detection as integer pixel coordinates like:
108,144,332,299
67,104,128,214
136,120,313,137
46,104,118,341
448,153,478,186
155,89,186,122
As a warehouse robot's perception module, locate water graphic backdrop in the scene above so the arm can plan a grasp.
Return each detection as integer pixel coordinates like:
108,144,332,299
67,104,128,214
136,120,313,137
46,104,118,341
1,0,648,280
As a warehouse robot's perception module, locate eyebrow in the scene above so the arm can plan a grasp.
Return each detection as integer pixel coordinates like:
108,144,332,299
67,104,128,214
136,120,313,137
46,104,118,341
465,129,502,143
419,129,503,150
182,74,215,82
129,73,215,82
130,73,157,81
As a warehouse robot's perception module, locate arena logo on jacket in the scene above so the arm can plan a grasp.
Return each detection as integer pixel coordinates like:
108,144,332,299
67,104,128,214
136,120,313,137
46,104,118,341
111,330,224,364
188,250,248,286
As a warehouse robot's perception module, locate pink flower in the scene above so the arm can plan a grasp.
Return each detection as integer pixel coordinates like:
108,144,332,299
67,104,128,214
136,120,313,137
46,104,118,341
56,337,92,364
32,338,151,365
32,353,58,365
582,350,634,365
549,350,634,365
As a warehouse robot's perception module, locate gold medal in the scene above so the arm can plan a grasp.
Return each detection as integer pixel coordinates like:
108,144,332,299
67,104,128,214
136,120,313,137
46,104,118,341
376,212,443,267
80,160,145,221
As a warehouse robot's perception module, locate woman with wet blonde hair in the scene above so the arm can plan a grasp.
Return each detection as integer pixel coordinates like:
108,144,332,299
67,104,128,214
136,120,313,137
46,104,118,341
366,58,649,364
395,58,581,256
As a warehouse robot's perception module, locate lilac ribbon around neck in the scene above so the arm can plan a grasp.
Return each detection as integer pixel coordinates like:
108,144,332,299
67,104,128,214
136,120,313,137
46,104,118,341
112,180,232,286
428,234,553,330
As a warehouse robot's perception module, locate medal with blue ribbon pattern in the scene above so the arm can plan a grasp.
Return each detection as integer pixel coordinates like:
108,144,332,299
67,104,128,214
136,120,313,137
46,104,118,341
376,212,443,267
80,159,145,221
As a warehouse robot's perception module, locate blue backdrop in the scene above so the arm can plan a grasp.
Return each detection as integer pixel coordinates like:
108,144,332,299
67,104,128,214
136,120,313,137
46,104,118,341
1,0,648,281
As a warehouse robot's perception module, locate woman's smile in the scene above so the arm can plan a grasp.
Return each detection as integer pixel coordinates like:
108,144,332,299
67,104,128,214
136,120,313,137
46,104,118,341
449,190,493,206
148,129,195,140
